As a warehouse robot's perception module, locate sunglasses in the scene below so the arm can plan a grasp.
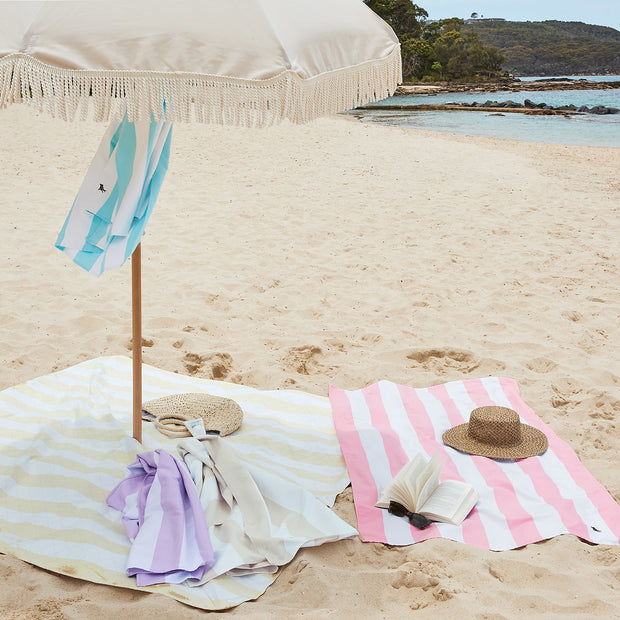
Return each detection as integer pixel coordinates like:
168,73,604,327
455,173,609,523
388,501,432,530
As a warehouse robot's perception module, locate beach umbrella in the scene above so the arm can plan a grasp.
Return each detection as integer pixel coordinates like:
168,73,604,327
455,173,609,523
0,0,401,441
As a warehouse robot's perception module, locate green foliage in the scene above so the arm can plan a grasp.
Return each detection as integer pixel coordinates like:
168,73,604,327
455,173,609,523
364,1,504,80
364,0,427,38
462,20,620,75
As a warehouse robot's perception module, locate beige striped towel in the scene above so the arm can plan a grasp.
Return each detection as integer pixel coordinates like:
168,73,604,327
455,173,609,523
178,436,356,583
0,356,353,610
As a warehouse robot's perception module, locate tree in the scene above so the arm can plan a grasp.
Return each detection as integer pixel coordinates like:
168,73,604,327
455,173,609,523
463,19,620,75
364,0,428,38
365,2,506,80
441,17,465,32
364,0,429,77
401,37,433,76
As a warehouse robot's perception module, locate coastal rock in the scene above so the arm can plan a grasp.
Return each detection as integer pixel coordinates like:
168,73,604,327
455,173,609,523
358,99,618,117
589,105,619,115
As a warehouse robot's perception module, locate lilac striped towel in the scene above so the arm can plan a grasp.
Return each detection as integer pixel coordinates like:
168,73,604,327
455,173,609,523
107,449,214,586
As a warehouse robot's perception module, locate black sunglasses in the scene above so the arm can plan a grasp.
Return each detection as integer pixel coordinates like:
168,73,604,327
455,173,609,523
388,501,432,529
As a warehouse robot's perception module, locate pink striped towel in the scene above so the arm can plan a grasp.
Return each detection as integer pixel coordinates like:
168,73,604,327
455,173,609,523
329,377,620,549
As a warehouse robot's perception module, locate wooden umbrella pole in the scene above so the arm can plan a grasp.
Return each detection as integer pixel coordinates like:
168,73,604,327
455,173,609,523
131,243,142,442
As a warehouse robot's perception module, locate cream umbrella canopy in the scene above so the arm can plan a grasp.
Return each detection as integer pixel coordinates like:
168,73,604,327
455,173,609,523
0,0,401,441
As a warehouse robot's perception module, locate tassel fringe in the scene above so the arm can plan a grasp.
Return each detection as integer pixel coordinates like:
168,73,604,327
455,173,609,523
0,46,401,125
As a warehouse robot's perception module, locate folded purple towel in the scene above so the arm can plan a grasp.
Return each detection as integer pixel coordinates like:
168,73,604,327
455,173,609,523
107,449,214,586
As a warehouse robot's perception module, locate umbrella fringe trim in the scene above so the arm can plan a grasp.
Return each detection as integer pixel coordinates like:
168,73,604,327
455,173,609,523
0,46,401,125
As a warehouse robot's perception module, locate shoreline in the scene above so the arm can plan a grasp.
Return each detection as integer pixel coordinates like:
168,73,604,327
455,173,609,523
346,109,620,149
356,78,620,142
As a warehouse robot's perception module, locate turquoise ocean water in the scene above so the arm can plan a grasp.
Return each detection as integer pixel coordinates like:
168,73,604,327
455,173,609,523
348,76,620,147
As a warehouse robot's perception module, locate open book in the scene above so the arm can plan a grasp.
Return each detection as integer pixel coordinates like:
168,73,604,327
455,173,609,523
375,453,479,526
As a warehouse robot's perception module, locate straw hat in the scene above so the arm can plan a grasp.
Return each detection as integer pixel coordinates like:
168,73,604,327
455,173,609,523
442,406,548,459
142,393,243,438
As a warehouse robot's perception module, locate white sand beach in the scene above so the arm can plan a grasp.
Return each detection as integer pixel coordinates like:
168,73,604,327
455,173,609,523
1,104,619,618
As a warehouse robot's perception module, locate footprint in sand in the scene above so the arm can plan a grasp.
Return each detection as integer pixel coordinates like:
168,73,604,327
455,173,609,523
487,563,504,582
126,337,154,350
407,348,477,371
550,379,583,410
391,568,454,606
287,559,309,585
182,352,233,379
562,310,583,323
406,348,505,377
284,345,324,375
526,357,557,374
432,588,453,601
586,391,620,420
391,571,440,590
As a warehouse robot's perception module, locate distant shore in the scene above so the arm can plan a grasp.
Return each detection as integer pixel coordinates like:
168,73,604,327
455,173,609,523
396,78,620,95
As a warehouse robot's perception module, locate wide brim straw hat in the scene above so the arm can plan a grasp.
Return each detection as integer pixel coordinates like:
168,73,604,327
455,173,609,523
142,392,243,438
442,406,548,460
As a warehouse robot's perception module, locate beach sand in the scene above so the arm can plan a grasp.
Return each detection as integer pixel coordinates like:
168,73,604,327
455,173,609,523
1,105,619,618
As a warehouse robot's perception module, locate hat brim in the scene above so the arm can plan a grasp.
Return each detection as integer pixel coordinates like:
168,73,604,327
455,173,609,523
442,422,548,460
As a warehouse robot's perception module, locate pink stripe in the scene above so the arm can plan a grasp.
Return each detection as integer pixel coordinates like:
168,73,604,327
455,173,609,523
426,383,490,548
498,378,620,541
427,383,468,427
329,385,387,542
363,383,433,543
362,383,409,477
463,379,543,547
395,384,474,542
519,457,590,539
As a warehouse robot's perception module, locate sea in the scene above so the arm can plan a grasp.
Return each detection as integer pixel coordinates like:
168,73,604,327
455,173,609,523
348,75,620,148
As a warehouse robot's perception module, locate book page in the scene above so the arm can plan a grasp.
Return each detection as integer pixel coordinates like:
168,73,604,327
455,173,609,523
450,487,480,525
415,453,443,511
419,479,479,525
375,454,426,510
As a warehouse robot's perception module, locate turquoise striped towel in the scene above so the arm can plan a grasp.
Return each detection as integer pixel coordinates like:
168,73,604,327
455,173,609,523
56,115,172,276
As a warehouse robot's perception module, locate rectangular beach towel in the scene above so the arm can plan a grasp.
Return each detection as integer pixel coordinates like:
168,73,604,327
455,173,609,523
330,377,620,550
0,357,353,610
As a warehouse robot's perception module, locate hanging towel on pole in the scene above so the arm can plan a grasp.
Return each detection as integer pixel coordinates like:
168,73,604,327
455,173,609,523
56,114,172,276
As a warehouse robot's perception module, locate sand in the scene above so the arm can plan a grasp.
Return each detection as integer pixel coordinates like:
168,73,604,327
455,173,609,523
1,104,619,618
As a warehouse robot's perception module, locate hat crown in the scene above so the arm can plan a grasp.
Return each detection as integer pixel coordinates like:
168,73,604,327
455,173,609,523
467,406,521,447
